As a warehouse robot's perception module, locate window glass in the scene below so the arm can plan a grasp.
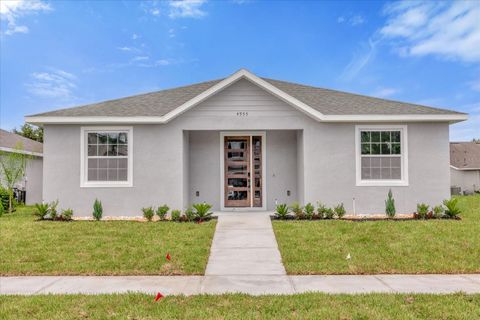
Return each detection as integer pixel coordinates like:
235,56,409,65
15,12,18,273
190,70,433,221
360,130,402,181
86,131,129,182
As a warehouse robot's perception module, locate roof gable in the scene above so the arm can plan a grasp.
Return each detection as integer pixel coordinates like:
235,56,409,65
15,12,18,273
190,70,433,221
26,69,468,125
0,129,43,156
450,142,480,170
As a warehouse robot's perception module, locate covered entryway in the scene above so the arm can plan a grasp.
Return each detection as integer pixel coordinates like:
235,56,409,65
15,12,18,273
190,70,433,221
186,130,302,211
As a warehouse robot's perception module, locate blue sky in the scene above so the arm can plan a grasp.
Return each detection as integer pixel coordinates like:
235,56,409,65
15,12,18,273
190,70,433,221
1,0,479,140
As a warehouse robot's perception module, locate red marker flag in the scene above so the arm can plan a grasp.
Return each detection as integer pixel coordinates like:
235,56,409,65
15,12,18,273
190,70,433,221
154,292,164,301
166,253,171,261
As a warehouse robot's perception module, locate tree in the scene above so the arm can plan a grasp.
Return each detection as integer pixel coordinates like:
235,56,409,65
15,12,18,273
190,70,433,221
13,124,43,143
473,138,480,143
0,142,30,213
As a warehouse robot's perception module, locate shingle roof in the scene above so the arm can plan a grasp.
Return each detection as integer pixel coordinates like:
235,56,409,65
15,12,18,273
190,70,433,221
28,74,463,118
0,129,43,155
450,142,480,170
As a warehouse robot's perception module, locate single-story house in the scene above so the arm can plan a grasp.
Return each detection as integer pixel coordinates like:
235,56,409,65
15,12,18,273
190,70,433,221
450,141,480,194
0,129,43,205
25,69,467,216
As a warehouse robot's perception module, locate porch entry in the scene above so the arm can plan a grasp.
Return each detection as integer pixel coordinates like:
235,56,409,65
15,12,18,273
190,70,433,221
223,133,265,209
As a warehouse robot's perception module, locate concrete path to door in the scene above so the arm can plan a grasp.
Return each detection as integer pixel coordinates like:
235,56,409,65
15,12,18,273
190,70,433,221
205,211,286,276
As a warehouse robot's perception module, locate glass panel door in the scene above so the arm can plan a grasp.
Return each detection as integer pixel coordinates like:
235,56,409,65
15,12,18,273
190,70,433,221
224,137,251,207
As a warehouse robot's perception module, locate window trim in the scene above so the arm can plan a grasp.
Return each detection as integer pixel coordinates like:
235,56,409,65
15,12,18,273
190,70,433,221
355,125,408,187
80,126,133,188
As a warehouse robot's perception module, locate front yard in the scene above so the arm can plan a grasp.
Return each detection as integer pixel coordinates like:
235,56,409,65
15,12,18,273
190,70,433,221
0,207,216,275
273,195,480,274
1,293,479,319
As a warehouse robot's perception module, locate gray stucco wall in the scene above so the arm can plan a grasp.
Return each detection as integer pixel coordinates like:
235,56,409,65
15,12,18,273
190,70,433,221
41,78,452,216
25,157,43,205
451,168,480,193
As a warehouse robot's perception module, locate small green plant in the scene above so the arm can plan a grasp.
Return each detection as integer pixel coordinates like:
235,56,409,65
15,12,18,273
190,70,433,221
385,189,396,218
171,209,182,222
34,202,49,220
192,203,213,221
156,205,169,220
324,207,335,219
443,198,461,219
317,202,328,219
184,207,195,222
433,205,445,219
304,202,315,220
416,203,429,219
142,207,155,221
0,201,4,217
0,187,9,212
60,209,73,221
290,202,304,219
93,199,103,221
275,203,289,219
49,200,59,220
334,203,346,218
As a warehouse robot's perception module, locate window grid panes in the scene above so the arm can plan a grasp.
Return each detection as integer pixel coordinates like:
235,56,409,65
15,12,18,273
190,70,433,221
87,131,128,182
360,130,402,180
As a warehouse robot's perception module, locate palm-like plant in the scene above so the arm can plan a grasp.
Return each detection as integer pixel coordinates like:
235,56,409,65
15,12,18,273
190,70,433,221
34,202,49,220
304,202,315,220
274,203,289,219
443,198,461,219
192,203,213,221
289,202,304,219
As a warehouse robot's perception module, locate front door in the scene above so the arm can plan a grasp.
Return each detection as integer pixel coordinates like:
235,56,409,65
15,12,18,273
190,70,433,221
224,135,263,208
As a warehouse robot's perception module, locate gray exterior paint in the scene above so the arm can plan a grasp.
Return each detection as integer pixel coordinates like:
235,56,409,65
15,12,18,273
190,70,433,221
25,157,43,205
450,168,480,193
41,79,452,216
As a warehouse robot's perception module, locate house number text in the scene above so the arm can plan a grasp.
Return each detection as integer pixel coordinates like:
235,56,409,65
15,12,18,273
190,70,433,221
236,112,249,116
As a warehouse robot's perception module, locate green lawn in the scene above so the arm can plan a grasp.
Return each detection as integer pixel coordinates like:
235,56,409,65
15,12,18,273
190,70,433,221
0,207,216,275
273,195,480,274
1,293,479,319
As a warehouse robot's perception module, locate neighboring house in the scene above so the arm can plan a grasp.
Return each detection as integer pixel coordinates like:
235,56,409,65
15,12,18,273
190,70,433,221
450,141,480,194
25,69,467,216
0,129,43,205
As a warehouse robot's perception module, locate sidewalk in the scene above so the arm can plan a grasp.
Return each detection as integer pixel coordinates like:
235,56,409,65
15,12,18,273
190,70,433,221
2,274,479,295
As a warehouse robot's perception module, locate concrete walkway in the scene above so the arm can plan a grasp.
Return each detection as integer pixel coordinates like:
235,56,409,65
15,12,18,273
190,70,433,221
205,211,286,276
2,212,480,296
2,275,479,295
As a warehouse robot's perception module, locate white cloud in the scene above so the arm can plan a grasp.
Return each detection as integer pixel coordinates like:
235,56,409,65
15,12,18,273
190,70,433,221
169,0,207,19
132,33,139,40
117,46,140,53
337,14,365,26
340,38,379,81
381,1,480,62
0,0,51,35
26,69,77,99
371,87,400,98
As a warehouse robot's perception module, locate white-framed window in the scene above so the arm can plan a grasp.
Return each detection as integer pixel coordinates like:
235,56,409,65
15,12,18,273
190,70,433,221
80,126,133,187
355,125,408,186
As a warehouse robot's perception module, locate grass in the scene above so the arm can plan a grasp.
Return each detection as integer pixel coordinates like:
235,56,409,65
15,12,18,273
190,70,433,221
1,293,479,319
0,206,216,275
273,195,480,274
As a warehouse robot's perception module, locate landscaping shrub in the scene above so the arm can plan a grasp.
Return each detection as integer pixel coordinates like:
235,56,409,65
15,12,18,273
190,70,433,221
385,189,396,218
274,203,289,219
192,203,213,221
142,207,155,221
171,209,181,222
34,203,49,220
156,205,169,221
60,209,73,221
184,207,195,222
304,202,315,220
416,203,429,219
0,187,9,211
290,202,304,219
334,203,346,218
93,199,103,221
0,200,4,217
317,202,328,219
443,198,461,219
324,207,335,219
433,205,445,219
48,200,59,220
